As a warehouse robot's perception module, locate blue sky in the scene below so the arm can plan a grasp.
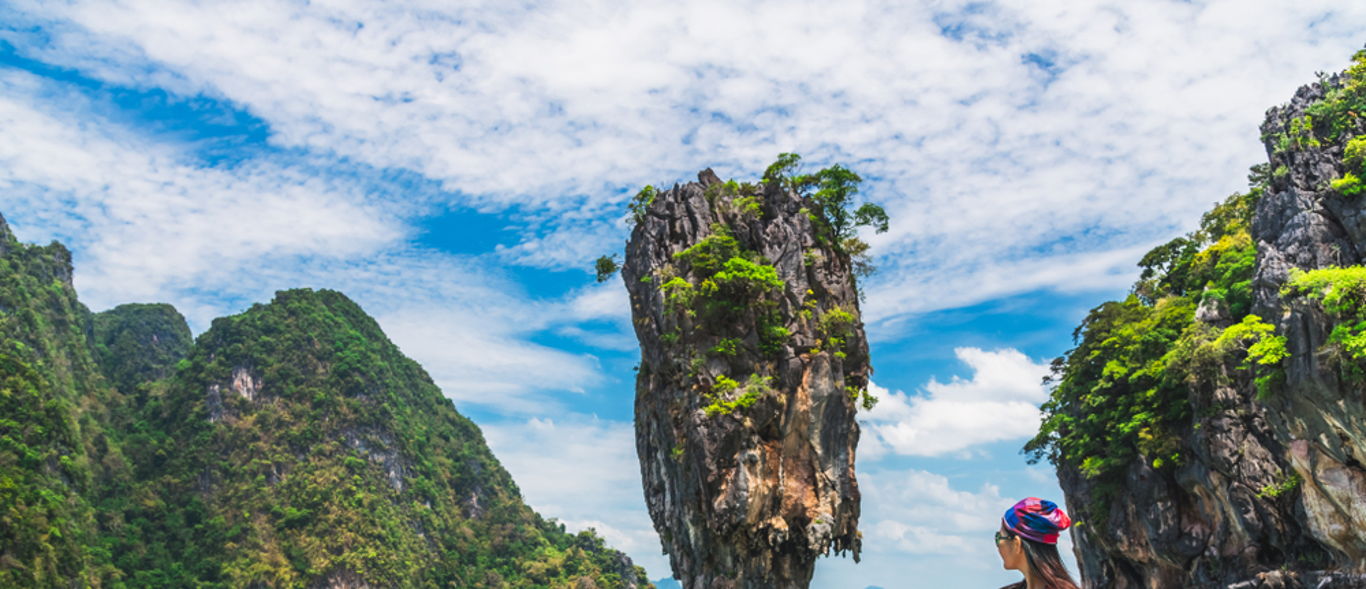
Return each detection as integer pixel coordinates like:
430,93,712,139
3,1,1366,586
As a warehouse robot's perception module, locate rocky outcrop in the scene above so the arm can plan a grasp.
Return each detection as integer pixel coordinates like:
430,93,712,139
1251,68,1366,573
623,169,867,588
1055,54,1366,588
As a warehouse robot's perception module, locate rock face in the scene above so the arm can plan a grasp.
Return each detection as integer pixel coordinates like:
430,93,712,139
623,169,867,588
1050,55,1366,588
1251,70,1366,574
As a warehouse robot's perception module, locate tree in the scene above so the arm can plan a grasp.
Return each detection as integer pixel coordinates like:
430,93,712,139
594,255,619,283
763,153,890,276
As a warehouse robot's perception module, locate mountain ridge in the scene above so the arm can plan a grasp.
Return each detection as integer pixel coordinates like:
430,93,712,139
0,212,649,588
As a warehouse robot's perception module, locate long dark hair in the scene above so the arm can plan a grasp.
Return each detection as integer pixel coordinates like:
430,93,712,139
999,530,1079,589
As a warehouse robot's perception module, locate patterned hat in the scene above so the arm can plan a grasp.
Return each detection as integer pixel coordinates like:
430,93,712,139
1003,497,1071,544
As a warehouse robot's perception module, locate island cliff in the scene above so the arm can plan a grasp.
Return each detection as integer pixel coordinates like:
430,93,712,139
622,166,871,588
1030,49,1366,588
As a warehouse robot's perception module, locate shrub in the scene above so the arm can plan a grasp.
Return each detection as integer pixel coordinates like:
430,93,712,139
703,374,773,416
1285,266,1366,361
593,255,619,283
629,185,657,222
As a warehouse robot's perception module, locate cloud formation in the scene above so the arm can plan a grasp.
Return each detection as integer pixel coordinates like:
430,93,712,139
2,4,1365,586
0,67,614,413
479,415,668,578
860,347,1051,458
7,0,1366,327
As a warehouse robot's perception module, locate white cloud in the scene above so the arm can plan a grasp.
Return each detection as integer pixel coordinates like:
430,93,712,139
0,69,406,309
495,218,626,272
1,6,1362,585
812,465,1077,588
0,68,616,414
11,0,1363,325
479,415,669,579
860,469,1007,555
376,307,604,413
860,347,1051,457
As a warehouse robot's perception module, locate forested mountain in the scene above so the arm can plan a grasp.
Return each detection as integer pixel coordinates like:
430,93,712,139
1028,49,1366,588
0,213,649,588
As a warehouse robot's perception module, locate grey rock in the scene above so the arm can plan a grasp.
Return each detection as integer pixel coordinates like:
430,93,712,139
1060,59,1366,588
623,169,866,588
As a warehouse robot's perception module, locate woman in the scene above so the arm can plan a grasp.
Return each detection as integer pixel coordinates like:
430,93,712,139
996,497,1079,589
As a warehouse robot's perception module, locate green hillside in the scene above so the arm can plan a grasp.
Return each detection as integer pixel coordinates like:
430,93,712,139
0,215,649,588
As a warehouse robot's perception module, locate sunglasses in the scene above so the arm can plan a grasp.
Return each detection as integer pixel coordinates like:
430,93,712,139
994,531,1013,545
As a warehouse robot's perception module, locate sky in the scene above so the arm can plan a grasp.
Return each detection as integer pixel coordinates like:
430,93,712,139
2,1,1365,586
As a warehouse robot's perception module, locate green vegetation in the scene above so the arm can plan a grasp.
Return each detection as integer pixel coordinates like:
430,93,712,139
91,303,193,400
0,218,650,588
846,385,878,411
629,184,658,222
662,224,790,358
703,374,774,417
1031,51,1366,525
708,337,741,357
1268,50,1366,156
1266,50,1366,198
1027,173,1284,513
1256,472,1302,500
0,231,115,587
762,153,890,278
734,195,763,217
1301,49,1366,143
114,289,650,588
633,155,881,421
1332,173,1366,196
1211,314,1288,399
1331,136,1366,196
594,254,620,283
1285,266,1366,372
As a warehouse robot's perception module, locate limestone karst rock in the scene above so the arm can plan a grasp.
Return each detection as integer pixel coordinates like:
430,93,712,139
623,168,868,588
1037,50,1366,589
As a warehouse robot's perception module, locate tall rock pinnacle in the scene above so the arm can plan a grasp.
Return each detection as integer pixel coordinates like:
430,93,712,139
623,168,868,588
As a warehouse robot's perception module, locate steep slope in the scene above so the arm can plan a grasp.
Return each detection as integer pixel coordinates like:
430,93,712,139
622,168,870,588
1029,50,1366,588
0,213,118,586
121,288,650,588
0,213,649,588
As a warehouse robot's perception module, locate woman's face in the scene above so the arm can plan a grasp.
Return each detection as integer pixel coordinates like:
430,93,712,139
996,526,1025,571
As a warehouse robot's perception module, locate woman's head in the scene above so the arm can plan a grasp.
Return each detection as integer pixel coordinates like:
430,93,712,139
995,498,1078,589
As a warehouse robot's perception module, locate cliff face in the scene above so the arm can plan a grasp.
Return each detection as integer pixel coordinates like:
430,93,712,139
1250,66,1366,574
623,169,867,588
1036,51,1366,588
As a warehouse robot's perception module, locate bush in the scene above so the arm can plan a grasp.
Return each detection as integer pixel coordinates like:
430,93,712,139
1286,266,1366,361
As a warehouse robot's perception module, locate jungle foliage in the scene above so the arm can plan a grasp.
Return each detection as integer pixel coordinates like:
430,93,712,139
0,222,649,588
1025,171,1282,507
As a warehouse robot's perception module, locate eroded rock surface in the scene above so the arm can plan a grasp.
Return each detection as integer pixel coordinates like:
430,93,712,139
624,169,866,588
1056,57,1366,589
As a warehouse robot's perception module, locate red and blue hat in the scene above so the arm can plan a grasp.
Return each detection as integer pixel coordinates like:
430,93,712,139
1003,497,1071,544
